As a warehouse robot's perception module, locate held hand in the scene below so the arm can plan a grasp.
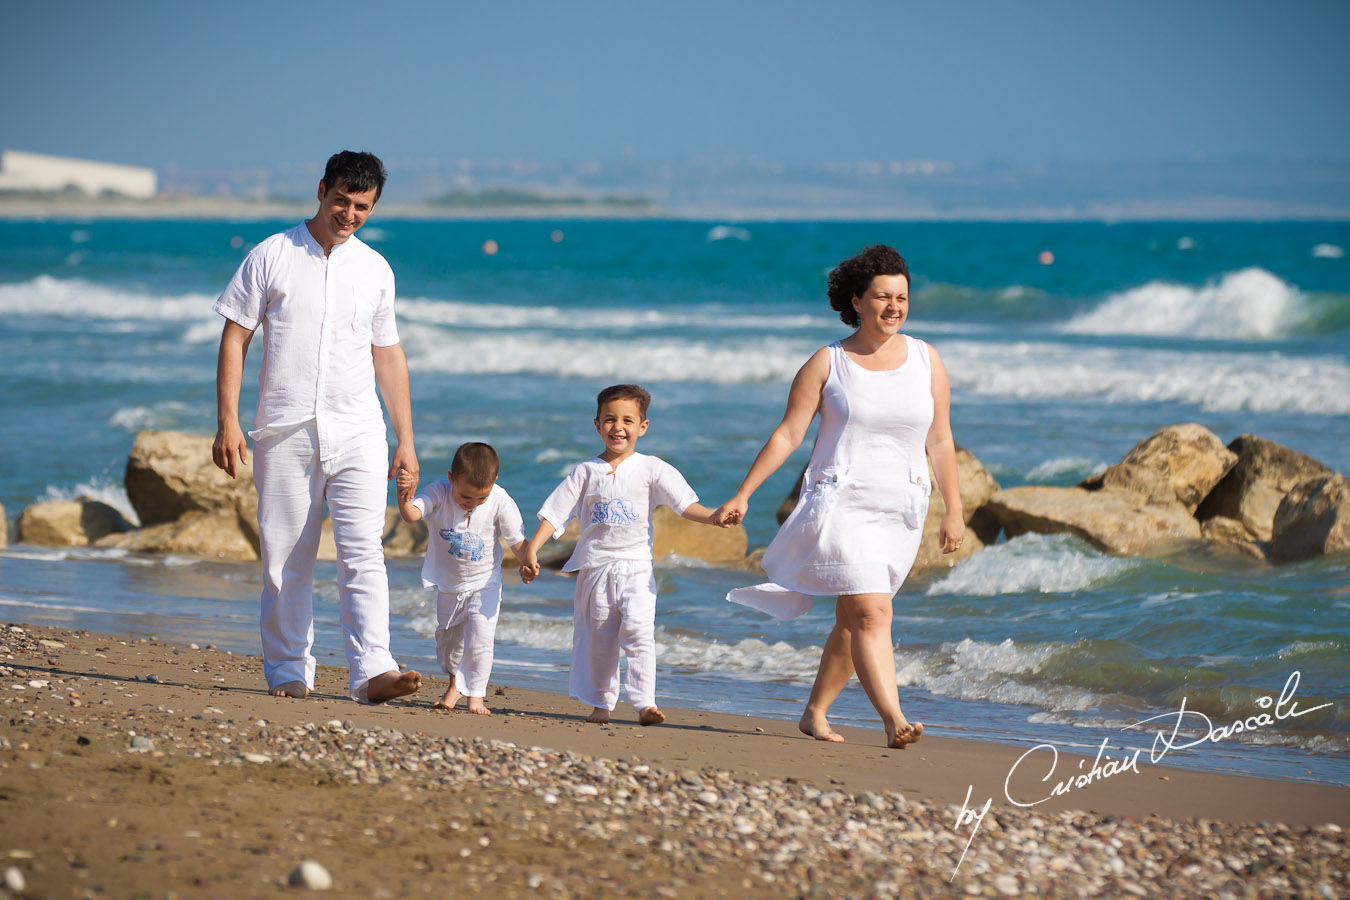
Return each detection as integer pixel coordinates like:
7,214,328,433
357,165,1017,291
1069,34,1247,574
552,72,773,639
388,443,419,485
712,497,748,527
395,467,416,501
212,422,249,479
519,553,541,584
938,510,966,555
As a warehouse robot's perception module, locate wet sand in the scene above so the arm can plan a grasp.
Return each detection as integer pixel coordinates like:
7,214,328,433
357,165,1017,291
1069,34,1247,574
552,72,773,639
2,622,1346,898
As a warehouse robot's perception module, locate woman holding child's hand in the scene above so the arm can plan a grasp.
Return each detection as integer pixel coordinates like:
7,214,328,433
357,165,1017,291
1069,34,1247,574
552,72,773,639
714,245,963,750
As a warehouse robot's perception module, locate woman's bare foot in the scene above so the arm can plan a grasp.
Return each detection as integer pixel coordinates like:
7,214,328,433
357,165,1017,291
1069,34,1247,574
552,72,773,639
466,697,492,716
885,719,924,749
268,680,309,699
799,711,846,742
366,669,422,704
434,684,461,710
585,707,611,724
638,706,666,726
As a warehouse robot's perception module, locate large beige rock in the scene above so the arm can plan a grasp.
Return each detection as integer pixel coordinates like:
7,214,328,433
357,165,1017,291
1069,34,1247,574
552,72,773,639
124,430,255,526
16,499,133,547
1080,424,1237,514
381,508,428,558
0,501,7,548
95,511,258,561
1196,435,1333,542
651,505,748,562
1270,475,1350,562
982,485,1201,555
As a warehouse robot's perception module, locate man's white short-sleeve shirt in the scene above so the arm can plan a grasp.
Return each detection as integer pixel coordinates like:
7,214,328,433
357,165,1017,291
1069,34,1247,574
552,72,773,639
538,453,698,572
213,222,398,460
413,480,525,592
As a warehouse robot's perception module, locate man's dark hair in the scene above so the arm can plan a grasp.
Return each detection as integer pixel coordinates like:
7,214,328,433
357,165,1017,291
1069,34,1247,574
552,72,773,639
321,151,388,201
450,442,499,488
596,384,652,420
826,245,910,327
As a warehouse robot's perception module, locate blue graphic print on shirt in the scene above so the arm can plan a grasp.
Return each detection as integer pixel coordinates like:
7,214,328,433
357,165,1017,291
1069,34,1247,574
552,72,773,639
440,528,486,562
590,498,639,526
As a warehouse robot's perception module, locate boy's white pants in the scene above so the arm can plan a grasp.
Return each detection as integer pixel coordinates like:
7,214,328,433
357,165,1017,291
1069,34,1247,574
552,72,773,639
434,581,502,698
569,559,657,712
253,422,399,703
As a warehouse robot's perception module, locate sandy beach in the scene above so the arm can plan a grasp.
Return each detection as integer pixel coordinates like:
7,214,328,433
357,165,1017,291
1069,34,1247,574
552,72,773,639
1,622,1346,899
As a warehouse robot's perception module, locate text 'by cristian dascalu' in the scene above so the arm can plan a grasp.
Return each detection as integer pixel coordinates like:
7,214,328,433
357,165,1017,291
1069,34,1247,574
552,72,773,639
948,671,1333,880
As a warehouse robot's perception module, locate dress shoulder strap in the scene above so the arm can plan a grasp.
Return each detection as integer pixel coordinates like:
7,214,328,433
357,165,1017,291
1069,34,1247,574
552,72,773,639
906,335,931,372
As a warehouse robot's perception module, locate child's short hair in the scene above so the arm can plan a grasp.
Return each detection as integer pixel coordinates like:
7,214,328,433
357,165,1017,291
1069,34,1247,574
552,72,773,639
596,384,652,420
449,442,500,487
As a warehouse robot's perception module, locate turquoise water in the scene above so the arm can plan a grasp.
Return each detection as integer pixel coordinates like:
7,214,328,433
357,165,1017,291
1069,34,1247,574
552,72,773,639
0,219,1347,785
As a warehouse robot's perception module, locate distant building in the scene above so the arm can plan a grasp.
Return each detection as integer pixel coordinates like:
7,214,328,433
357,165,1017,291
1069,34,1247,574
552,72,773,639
0,149,157,198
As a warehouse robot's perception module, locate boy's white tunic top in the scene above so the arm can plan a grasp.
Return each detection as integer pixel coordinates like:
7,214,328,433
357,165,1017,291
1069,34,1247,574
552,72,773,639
213,222,398,461
413,480,525,593
538,453,698,572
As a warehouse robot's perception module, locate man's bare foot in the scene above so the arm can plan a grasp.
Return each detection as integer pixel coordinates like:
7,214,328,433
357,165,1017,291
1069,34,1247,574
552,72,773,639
638,706,665,726
585,707,611,724
434,684,461,710
366,669,422,704
268,680,309,699
466,697,492,716
799,711,846,742
885,719,924,749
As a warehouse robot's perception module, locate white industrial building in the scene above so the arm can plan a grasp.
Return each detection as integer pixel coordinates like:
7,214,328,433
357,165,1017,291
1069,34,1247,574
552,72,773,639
0,149,157,198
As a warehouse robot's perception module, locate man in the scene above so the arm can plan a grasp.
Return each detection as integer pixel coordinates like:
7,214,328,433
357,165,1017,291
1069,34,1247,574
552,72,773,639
212,150,421,704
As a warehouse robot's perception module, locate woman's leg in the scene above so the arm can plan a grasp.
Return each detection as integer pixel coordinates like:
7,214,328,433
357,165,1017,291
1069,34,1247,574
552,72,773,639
799,602,856,741
840,592,922,748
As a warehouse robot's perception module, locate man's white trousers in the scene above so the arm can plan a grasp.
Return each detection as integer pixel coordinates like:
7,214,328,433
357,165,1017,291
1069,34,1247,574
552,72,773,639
569,559,657,712
253,423,398,702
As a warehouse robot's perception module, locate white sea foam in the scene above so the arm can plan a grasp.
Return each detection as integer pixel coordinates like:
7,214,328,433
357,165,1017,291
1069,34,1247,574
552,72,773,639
1311,243,1344,259
1024,456,1109,483
1276,639,1344,659
927,534,1136,596
398,296,828,333
39,478,140,526
110,400,198,433
706,225,751,242
1061,268,1307,339
0,275,216,321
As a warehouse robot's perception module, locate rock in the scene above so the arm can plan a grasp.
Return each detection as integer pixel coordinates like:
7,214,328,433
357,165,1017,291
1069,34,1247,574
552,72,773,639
381,507,427,558
95,511,259,561
15,498,133,546
130,736,154,751
1198,516,1267,559
288,860,333,890
1195,435,1333,541
124,430,255,526
1080,424,1237,514
651,505,748,563
0,500,6,548
909,524,985,578
3,866,25,893
1271,475,1350,562
981,485,1201,555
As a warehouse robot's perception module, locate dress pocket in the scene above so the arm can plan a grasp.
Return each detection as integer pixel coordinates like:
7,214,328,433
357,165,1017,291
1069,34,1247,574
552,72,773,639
802,467,841,532
898,462,931,529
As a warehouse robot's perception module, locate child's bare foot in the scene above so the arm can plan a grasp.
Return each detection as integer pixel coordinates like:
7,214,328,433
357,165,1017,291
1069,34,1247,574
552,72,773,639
585,707,611,724
638,706,666,726
466,697,492,716
366,669,422,704
799,711,845,742
434,684,461,710
268,680,309,699
885,719,924,749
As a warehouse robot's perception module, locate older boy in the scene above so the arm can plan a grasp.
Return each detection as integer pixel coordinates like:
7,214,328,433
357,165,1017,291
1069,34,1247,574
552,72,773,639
396,442,527,714
520,384,724,725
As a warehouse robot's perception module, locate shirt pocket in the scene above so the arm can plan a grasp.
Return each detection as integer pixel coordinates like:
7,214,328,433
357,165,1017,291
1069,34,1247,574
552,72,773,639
351,285,379,337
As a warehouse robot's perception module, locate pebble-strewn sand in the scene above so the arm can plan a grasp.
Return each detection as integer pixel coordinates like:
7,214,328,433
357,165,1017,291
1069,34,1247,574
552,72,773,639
2,623,1346,899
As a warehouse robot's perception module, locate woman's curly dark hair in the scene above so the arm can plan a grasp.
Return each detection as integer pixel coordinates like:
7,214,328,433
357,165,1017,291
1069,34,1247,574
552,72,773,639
826,245,910,327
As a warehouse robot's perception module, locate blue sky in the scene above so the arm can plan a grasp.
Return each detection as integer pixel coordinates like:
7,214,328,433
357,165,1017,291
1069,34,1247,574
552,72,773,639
3,1,1348,171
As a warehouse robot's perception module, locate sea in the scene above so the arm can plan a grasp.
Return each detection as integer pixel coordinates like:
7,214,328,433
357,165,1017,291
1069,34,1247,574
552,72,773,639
1,217,1347,787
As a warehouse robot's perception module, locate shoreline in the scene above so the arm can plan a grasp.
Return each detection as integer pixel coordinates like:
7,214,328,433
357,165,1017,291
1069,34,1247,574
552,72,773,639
3,622,1346,897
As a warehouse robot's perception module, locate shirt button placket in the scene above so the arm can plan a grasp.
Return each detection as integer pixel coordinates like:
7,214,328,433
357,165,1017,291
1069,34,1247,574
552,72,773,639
315,254,331,461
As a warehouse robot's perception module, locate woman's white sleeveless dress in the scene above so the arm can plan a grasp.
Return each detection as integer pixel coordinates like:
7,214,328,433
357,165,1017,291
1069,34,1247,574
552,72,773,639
728,335,934,619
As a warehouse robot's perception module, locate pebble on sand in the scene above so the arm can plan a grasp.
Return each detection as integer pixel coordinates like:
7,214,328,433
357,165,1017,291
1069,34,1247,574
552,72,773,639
288,860,333,890
3,866,25,892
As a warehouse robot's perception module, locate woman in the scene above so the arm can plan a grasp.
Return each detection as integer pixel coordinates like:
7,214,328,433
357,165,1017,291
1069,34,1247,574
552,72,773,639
714,245,963,748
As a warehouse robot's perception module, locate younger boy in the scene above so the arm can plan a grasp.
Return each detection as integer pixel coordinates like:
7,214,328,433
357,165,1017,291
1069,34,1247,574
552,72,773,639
397,442,527,714
519,384,724,725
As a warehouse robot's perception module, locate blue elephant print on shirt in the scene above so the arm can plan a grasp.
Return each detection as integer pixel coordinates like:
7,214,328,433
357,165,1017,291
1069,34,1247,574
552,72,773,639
590,498,639,525
440,528,486,562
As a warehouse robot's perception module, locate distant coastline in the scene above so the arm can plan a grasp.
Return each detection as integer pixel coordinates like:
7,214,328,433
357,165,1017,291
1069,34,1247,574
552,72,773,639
3,194,1349,222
